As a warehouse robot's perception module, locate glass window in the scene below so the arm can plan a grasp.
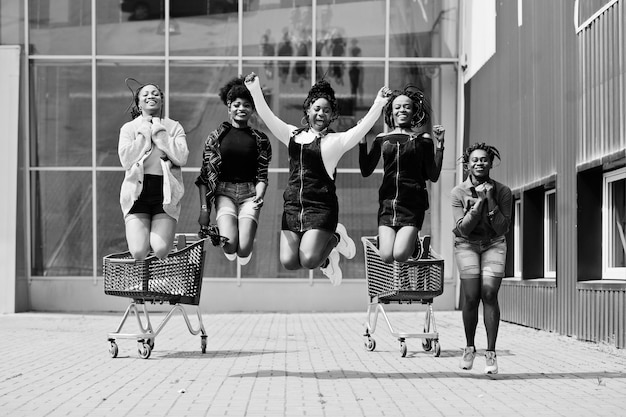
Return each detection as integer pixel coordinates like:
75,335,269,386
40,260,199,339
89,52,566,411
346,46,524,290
169,60,238,167
0,0,24,45
514,198,521,277
603,167,626,279
544,189,556,277
96,171,127,275
28,0,91,55
31,171,93,276
316,1,385,58
30,61,92,167
390,0,458,58
170,1,239,56
96,60,165,167
243,0,312,57
96,0,164,55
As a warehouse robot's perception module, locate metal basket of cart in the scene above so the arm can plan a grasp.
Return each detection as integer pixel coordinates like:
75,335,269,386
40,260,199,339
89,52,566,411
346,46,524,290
361,235,444,357
103,233,208,359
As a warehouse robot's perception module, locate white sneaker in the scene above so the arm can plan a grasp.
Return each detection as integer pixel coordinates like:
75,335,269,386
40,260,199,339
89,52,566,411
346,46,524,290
224,251,237,261
334,223,356,259
321,250,342,286
238,253,252,266
484,351,498,374
459,346,476,370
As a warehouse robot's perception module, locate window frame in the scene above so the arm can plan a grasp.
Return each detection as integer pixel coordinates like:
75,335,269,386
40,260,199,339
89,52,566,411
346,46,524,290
513,198,522,277
544,189,556,278
602,167,626,279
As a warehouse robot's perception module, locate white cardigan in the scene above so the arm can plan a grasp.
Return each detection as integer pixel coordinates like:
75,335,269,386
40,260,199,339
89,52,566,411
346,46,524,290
118,116,188,220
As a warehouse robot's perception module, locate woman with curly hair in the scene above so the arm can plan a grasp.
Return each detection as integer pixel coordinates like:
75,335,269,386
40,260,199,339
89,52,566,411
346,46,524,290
359,86,445,263
244,72,391,285
118,79,189,260
195,76,272,266
452,143,512,375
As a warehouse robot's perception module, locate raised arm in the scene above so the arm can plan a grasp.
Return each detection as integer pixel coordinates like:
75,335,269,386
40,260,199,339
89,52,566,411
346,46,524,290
334,87,390,152
245,73,294,146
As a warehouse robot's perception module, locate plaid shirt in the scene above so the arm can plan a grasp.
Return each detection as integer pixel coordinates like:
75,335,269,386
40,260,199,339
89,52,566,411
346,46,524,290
195,122,271,215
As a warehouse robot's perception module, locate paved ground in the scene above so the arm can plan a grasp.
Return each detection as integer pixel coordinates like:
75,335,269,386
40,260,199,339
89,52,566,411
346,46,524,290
1,308,625,416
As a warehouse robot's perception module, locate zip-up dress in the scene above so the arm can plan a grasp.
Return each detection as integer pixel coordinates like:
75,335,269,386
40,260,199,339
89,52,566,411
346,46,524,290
359,132,443,228
246,77,388,234
282,132,338,232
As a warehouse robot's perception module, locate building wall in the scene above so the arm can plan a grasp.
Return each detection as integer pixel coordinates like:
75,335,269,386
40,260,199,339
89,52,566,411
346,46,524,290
465,0,625,347
1,0,463,313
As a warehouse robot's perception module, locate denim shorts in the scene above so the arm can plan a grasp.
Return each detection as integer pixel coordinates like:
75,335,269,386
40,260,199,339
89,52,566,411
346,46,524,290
453,235,507,279
215,181,260,223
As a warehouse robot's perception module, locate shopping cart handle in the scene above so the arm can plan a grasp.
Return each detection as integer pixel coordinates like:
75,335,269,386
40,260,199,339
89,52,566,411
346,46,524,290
106,258,141,265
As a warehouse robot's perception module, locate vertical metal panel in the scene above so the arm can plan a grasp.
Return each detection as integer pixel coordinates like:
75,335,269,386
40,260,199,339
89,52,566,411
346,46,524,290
577,285,626,348
578,1,625,164
500,280,557,332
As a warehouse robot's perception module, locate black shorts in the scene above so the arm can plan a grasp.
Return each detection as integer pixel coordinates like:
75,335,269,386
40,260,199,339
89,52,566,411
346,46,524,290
128,174,165,217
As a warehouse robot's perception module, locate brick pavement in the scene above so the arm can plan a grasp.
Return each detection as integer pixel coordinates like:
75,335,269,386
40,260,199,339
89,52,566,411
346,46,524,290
1,309,625,416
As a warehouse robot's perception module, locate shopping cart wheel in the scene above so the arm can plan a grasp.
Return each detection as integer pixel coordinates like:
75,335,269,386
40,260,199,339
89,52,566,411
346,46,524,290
422,338,433,352
147,338,155,350
433,341,441,357
108,341,119,358
201,335,207,354
400,340,407,357
364,336,376,351
138,342,152,359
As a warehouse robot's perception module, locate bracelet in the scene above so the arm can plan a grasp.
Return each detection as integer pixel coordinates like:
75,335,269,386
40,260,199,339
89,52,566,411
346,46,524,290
488,207,499,219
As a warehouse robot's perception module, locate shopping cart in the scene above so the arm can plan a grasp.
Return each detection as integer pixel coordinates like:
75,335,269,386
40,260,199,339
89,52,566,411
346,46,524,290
103,233,208,359
361,236,444,357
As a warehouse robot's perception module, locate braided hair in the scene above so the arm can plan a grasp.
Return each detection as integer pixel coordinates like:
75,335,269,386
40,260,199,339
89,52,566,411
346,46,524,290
219,76,254,108
302,79,338,125
383,85,431,129
125,78,164,120
460,142,502,165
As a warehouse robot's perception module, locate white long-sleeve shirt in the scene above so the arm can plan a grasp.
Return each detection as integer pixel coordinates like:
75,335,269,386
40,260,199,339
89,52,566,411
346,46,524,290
247,78,388,179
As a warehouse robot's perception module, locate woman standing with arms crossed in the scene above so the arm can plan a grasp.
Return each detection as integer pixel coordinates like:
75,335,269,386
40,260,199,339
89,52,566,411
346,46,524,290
244,72,391,285
196,76,272,266
118,81,189,260
452,143,512,374
359,86,445,263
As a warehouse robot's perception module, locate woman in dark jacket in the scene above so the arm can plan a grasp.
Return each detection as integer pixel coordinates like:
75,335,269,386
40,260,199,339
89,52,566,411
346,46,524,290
196,76,272,266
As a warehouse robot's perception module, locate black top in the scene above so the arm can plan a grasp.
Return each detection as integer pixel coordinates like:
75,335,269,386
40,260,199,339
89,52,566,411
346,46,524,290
218,126,258,183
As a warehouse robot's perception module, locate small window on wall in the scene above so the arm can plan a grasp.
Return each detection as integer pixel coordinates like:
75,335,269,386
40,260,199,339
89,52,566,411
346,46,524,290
544,189,556,277
514,199,521,277
603,167,626,279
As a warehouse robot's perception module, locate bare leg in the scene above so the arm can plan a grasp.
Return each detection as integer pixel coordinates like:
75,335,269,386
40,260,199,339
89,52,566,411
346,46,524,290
217,214,239,256
280,230,302,270
461,277,482,348
482,276,503,351
125,216,151,260
299,229,336,269
150,215,177,259
237,218,258,258
393,226,419,262
377,225,397,263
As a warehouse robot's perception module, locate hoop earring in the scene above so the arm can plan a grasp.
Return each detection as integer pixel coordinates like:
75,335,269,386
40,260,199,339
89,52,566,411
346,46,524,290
301,116,309,127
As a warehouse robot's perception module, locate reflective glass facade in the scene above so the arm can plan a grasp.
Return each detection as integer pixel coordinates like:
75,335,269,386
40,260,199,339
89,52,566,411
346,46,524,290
17,0,459,280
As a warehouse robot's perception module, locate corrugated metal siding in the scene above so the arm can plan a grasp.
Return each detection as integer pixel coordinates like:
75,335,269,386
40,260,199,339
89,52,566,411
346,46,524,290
578,0,626,165
578,284,626,348
500,280,557,332
466,1,565,191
